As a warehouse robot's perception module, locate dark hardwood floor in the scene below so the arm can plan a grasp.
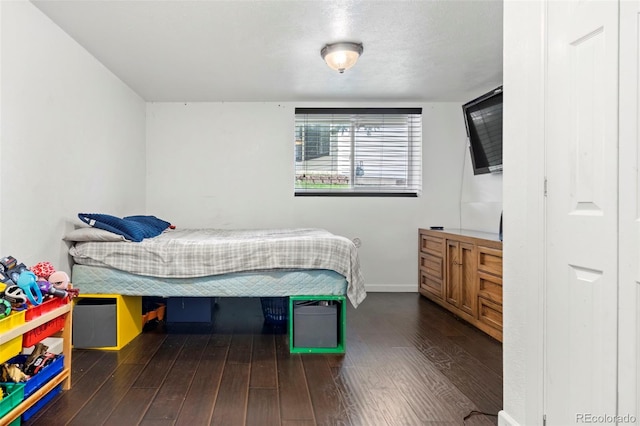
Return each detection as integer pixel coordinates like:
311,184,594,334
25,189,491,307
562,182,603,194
24,293,502,426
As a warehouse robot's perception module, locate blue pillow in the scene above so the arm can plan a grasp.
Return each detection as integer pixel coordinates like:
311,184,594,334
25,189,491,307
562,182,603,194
124,215,171,234
78,213,169,242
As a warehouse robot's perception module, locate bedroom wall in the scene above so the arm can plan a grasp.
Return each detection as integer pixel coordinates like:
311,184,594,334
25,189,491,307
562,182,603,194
0,1,146,271
146,101,499,291
460,150,503,233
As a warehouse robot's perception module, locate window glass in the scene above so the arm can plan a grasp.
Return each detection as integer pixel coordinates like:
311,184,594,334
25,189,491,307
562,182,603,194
294,108,422,196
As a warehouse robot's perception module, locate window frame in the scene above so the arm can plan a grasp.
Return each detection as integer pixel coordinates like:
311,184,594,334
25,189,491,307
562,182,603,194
294,107,422,197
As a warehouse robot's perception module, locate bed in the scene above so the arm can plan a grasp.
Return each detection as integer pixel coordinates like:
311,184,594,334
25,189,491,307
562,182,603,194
68,227,366,308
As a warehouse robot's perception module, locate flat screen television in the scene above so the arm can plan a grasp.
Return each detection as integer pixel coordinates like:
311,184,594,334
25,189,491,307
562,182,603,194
462,86,503,175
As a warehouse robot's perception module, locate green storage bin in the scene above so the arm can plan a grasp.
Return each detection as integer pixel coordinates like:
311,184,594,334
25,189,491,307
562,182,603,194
0,383,25,425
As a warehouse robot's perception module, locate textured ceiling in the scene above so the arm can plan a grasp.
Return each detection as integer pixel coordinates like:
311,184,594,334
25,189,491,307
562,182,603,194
31,0,503,103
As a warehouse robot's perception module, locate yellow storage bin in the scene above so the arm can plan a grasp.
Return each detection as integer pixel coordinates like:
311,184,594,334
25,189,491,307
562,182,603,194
72,294,142,350
0,311,26,363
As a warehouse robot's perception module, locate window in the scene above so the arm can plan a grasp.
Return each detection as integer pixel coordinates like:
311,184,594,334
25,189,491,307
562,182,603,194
294,108,422,196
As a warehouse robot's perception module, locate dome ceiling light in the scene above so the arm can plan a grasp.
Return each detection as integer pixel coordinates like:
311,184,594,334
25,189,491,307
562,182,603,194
320,42,364,73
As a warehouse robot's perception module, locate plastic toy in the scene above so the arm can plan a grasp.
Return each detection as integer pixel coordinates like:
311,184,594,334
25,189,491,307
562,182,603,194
1,363,27,383
0,256,28,285
0,256,17,272
0,299,10,318
4,285,27,305
37,280,79,299
8,263,28,285
16,271,43,306
48,271,70,290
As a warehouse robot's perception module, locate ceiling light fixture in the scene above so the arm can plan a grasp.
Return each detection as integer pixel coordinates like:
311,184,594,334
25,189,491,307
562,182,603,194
320,42,364,73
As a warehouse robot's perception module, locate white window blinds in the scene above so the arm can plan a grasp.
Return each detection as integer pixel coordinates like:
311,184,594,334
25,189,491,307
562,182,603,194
294,108,422,196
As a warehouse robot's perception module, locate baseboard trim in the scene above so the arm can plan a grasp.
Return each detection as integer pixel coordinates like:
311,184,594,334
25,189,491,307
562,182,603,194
498,410,521,426
364,284,417,292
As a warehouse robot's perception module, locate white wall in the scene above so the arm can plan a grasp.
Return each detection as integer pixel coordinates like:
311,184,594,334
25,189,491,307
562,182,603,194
146,101,487,291
0,1,146,271
460,155,503,233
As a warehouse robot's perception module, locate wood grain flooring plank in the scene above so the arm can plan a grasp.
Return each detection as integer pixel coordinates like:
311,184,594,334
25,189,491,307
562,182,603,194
406,298,503,414
368,387,425,426
302,355,351,426
132,334,188,388
334,365,422,426
246,388,281,426
139,420,175,426
67,362,145,425
416,297,483,338
464,413,499,426
375,346,476,423
447,332,502,376
281,421,316,426
340,328,371,368
275,334,315,422
410,333,502,414
227,333,253,364
207,333,232,347
325,353,346,369
210,362,251,426
250,333,276,388
103,387,159,425
174,339,228,425
70,349,106,384
121,330,169,365
141,334,210,422
330,380,374,426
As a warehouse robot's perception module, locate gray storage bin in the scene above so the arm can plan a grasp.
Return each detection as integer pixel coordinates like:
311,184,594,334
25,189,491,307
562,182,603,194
73,298,117,348
293,302,338,348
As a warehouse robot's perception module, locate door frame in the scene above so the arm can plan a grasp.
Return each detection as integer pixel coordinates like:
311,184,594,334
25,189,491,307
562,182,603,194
618,1,640,421
501,1,547,425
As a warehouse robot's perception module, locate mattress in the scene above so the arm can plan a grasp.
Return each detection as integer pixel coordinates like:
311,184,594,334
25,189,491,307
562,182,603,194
70,228,366,307
72,264,348,299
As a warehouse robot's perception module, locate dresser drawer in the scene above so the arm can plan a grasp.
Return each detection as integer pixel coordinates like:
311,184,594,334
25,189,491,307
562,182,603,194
420,233,444,256
420,253,443,279
478,297,503,332
477,271,502,304
420,271,443,299
477,246,502,276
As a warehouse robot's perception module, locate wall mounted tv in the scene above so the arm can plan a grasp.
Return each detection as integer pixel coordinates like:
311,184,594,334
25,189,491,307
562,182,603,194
462,86,503,175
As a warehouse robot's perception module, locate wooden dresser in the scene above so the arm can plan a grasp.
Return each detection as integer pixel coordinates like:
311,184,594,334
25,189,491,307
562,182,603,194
418,228,503,342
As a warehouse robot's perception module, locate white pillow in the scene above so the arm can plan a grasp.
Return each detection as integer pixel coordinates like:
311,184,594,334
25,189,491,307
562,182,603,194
63,227,129,242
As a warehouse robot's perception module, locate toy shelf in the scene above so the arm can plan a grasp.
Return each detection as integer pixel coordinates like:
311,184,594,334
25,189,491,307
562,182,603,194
0,303,72,425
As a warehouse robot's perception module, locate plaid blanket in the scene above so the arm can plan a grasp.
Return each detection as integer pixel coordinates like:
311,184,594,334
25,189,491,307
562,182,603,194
69,228,366,307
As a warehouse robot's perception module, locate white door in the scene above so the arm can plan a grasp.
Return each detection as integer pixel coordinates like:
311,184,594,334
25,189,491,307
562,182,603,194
545,1,619,424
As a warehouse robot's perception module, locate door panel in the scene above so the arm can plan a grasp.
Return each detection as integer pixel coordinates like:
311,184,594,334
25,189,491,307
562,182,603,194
446,240,460,306
545,1,618,424
460,242,476,317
